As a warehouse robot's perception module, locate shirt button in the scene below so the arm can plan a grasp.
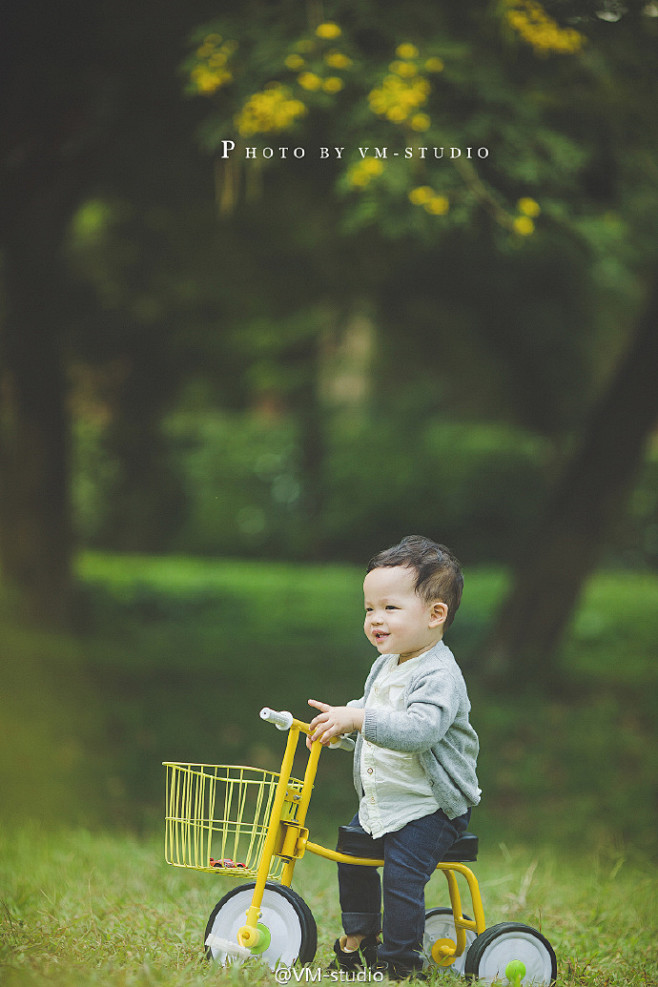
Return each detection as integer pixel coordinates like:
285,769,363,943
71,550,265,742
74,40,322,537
367,768,373,774
370,797,375,803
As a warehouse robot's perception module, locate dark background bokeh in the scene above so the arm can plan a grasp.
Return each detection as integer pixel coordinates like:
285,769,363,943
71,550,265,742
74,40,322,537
1,0,657,853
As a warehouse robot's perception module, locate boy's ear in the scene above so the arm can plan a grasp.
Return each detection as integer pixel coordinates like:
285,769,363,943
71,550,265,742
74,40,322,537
429,601,448,627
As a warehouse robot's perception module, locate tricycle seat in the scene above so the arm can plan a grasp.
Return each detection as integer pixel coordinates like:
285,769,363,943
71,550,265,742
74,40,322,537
337,826,478,862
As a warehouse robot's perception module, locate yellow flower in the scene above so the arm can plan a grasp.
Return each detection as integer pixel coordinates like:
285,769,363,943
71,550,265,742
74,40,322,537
424,195,450,215
191,66,231,94
347,157,385,188
363,158,384,176
424,57,444,73
505,0,585,55
194,73,217,93
409,186,435,205
285,54,305,70
410,113,431,132
368,74,430,122
386,105,408,122
235,85,307,136
390,60,418,78
517,197,541,217
323,77,344,93
362,158,384,176
396,43,419,59
513,215,535,235
297,71,323,91
316,22,341,39
325,51,352,69
190,36,238,95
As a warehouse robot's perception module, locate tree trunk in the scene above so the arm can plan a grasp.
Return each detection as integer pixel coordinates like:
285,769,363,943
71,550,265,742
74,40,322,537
485,276,658,687
0,3,103,625
293,334,326,560
0,232,73,626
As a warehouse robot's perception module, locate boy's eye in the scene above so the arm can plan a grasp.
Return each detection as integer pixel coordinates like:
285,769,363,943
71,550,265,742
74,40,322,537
385,605,398,610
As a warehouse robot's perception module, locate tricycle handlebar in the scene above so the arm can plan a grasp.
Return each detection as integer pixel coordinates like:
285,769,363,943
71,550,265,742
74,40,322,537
259,707,356,752
259,707,294,731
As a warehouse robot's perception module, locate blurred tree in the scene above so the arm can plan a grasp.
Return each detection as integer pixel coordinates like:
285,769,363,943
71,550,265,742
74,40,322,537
183,0,658,680
2,0,656,681
487,277,658,683
0,1,104,624
0,0,220,619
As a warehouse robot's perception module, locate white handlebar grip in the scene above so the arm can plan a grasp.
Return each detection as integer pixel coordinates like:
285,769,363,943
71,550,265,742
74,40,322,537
329,735,356,752
259,707,294,731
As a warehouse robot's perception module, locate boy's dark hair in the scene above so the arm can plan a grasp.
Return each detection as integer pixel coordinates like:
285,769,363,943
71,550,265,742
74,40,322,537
367,535,463,629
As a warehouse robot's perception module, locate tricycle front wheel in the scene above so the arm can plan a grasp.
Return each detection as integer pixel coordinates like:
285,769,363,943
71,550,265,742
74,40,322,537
205,881,317,970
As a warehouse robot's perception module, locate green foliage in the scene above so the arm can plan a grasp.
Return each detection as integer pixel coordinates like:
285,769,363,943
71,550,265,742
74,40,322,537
165,413,302,557
0,620,109,827
72,419,122,546
0,825,656,986
73,411,553,562
323,418,551,561
182,0,658,258
73,409,658,567
53,4,658,615
3,554,655,852
612,441,658,570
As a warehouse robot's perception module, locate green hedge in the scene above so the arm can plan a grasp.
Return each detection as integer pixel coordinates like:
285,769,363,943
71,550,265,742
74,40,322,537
73,410,658,565
2,554,656,853
74,412,553,562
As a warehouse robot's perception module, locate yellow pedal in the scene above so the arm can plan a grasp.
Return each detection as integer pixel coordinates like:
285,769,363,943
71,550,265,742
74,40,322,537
431,937,457,966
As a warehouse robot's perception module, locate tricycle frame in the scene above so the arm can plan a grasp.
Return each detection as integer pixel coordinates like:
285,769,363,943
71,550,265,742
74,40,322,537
224,711,484,967
165,708,557,982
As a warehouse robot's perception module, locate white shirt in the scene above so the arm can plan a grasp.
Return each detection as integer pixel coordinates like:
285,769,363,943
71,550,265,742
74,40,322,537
358,653,438,838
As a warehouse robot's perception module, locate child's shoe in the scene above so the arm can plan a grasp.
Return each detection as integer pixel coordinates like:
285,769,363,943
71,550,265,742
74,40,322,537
370,960,428,981
330,934,380,971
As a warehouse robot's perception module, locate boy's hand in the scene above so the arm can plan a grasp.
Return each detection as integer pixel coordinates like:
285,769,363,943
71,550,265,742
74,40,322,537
307,699,364,746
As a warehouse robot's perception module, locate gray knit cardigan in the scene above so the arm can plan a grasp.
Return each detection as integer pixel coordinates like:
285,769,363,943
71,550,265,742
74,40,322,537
348,639,481,820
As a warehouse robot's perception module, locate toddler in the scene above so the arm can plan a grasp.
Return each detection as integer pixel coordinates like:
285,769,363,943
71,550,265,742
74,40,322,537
309,535,480,979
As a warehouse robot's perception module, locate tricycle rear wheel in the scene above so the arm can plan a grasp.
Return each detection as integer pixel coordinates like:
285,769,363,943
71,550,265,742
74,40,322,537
464,921,556,984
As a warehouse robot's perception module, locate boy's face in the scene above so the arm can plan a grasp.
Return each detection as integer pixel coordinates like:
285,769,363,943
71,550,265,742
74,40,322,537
363,565,447,662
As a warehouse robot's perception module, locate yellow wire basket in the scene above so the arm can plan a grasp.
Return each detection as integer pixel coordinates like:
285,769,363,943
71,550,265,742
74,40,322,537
164,762,304,881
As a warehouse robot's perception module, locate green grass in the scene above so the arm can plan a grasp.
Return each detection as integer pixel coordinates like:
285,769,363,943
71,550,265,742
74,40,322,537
74,552,658,687
564,570,658,686
2,555,657,985
2,554,657,847
1,826,656,987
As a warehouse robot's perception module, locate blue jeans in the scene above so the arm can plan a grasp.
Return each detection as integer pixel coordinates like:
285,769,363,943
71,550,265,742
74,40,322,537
338,807,471,973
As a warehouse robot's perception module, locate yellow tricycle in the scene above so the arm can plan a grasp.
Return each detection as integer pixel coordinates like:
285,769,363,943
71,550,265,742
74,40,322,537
164,707,556,984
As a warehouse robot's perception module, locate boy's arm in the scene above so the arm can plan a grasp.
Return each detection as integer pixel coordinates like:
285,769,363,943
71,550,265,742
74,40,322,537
307,699,364,745
363,670,461,753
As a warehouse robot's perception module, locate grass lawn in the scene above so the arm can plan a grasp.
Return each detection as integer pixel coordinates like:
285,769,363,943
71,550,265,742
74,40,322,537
70,554,658,851
2,553,657,984
1,825,656,987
